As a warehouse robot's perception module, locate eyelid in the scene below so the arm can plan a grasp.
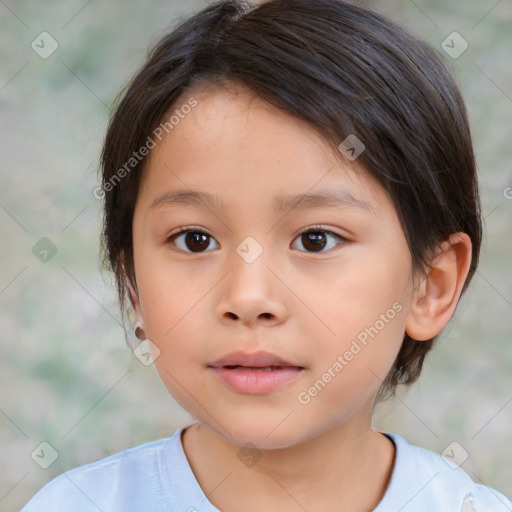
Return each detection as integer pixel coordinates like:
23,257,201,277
296,224,348,241
166,224,347,240
165,225,212,240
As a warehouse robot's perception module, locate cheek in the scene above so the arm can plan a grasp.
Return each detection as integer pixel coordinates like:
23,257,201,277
135,248,204,335
306,251,410,389
319,252,409,336
134,253,216,387
296,309,406,421
140,271,207,403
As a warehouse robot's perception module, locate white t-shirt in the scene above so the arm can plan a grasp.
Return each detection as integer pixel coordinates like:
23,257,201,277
20,427,512,512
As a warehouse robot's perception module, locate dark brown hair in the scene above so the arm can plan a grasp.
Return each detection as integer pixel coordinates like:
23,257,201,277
100,0,482,400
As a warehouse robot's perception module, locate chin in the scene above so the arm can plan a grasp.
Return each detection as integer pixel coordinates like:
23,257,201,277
206,414,315,451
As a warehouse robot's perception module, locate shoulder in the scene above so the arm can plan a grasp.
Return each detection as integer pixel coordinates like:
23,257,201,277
19,434,177,512
377,433,512,512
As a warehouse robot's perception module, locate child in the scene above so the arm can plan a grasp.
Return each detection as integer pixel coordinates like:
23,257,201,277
21,0,512,510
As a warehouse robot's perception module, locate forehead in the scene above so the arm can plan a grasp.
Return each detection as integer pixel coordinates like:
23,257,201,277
139,83,385,214
167,82,333,163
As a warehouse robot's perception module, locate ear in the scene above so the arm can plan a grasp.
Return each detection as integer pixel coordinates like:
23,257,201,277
121,252,143,320
405,233,472,341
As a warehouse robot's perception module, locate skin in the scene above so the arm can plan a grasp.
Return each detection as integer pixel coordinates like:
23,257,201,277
128,82,472,511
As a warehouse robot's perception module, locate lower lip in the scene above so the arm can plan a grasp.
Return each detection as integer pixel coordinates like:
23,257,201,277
210,366,304,395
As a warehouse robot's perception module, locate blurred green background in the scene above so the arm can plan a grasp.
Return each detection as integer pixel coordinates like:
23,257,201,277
0,0,510,510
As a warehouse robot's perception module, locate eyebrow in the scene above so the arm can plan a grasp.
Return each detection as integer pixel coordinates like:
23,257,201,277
150,188,374,214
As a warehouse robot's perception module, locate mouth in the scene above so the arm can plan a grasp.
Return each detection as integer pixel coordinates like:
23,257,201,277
222,365,296,371
208,351,305,394
209,350,303,369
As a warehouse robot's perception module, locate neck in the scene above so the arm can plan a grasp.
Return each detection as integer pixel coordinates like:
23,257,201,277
181,409,395,511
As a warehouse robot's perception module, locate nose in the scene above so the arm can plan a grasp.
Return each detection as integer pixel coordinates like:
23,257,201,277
215,243,289,328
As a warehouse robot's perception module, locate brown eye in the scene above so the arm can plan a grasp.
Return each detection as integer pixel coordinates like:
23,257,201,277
167,229,219,253
167,226,345,254
292,228,345,253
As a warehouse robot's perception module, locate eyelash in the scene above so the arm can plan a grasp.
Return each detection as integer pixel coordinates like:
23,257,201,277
165,225,347,254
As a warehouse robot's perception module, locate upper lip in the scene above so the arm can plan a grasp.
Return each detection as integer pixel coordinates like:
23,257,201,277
209,350,302,368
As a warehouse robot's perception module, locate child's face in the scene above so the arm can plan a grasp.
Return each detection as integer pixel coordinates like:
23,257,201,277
131,83,417,448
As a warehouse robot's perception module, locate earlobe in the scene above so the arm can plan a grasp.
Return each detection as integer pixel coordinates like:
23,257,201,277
405,233,472,342
134,319,147,341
